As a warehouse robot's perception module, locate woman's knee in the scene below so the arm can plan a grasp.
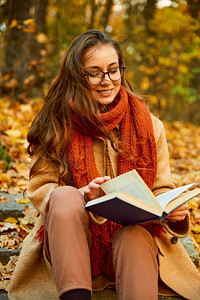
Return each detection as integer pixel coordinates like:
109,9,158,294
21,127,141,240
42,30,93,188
113,225,146,241
113,225,156,252
47,186,86,219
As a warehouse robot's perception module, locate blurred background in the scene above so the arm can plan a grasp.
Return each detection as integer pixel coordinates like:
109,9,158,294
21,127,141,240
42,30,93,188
0,1,200,291
0,0,200,123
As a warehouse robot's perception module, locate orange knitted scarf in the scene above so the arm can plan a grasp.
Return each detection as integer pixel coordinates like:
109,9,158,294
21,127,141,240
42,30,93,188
67,87,165,277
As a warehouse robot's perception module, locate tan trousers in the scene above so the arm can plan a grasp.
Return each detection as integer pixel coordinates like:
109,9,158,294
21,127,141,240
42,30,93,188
44,186,159,300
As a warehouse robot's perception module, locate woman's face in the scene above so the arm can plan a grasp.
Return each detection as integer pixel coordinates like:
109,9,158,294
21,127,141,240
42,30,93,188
83,44,121,105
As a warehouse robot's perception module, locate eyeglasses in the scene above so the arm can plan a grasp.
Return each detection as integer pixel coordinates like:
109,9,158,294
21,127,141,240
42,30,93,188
84,66,126,85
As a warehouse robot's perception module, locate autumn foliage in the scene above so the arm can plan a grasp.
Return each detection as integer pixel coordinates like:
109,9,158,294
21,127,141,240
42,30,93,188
0,0,200,292
1,0,200,122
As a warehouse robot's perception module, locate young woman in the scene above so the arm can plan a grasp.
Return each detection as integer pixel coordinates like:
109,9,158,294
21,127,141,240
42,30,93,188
8,29,200,300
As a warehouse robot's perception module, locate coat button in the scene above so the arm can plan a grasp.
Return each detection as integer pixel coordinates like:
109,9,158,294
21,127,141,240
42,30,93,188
171,237,178,244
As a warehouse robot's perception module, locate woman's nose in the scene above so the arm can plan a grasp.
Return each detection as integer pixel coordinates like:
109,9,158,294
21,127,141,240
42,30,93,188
101,73,111,84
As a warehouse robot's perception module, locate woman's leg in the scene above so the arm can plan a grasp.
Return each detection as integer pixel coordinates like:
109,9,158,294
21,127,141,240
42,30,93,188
44,186,92,298
112,225,158,300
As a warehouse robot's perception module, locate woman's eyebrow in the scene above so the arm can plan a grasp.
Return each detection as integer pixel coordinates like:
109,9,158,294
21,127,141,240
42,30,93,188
85,62,118,69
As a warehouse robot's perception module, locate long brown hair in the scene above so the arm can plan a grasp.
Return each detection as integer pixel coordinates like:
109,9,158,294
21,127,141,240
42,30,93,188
27,29,134,183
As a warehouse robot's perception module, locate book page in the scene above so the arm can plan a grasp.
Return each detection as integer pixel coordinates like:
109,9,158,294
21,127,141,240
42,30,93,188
101,170,162,209
156,183,195,209
164,188,200,213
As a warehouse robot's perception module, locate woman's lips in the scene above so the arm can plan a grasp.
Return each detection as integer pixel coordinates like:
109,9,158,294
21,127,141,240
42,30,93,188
96,89,112,96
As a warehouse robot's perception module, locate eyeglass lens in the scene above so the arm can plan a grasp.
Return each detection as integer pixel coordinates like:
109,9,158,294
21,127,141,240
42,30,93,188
87,66,125,85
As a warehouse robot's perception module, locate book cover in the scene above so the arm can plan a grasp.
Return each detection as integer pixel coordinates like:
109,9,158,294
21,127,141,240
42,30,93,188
85,170,200,225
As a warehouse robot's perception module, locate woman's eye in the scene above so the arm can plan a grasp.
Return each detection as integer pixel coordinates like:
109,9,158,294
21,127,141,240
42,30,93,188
110,68,118,74
89,71,101,77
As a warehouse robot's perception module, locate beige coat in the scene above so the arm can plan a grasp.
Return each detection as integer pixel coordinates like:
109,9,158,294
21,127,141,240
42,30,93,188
8,115,200,300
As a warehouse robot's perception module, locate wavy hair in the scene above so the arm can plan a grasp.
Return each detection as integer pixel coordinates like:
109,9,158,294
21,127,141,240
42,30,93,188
27,29,134,183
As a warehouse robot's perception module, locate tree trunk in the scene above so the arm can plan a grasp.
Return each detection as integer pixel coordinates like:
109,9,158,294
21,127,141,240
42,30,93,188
187,0,200,19
3,0,32,79
27,0,49,97
2,0,48,98
123,0,137,36
143,0,157,32
100,0,114,32
88,0,97,29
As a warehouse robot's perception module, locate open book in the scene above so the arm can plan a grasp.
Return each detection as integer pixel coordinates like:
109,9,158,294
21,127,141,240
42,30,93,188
85,170,200,225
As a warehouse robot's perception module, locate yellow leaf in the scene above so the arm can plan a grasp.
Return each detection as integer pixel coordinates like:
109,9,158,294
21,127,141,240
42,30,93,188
149,95,158,104
160,97,167,108
10,19,17,28
5,129,22,139
36,33,48,44
188,199,199,210
17,179,28,188
140,77,150,90
3,74,11,81
196,234,200,243
0,262,4,270
4,217,18,223
15,197,29,204
0,173,12,183
23,19,34,25
18,217,29,225
192,224,200,234
178,64,188,74
22,19,36,33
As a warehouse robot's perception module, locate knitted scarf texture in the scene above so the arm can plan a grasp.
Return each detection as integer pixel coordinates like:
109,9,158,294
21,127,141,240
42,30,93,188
67,87,165,277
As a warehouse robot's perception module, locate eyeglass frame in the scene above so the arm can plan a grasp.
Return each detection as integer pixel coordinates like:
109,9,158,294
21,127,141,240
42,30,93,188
84,65,126,85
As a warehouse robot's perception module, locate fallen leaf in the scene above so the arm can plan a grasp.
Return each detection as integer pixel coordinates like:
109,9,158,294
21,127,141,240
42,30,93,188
192,224,200,234
36,33,48,44
15,197,29,204
196,234,200,243
0,173,12,184
5,129,22,139
4,217,18,224
0,222,17,232
0,195,10,203
10,19,17,28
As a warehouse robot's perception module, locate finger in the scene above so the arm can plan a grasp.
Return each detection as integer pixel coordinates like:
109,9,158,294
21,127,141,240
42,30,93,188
84,182,101,193
167,213,187,221
169,209,188,216
84,186,91,194
167,215,187,221
92,176,111,184
88,181,101,189
174,203,188,211
169,204,188,216
167,212,187,218
167,211,187,219
103,176,111,182
167,210,188,221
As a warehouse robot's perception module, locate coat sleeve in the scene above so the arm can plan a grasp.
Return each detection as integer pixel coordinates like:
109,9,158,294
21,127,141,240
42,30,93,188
26,156,59,215
151,115,189,237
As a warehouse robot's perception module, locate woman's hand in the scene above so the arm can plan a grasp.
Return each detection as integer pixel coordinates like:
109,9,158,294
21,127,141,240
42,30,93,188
166,203,188,222
84,176,111,201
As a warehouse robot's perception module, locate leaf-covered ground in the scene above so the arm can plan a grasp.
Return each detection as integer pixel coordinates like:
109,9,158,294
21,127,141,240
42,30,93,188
0,96,200,291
